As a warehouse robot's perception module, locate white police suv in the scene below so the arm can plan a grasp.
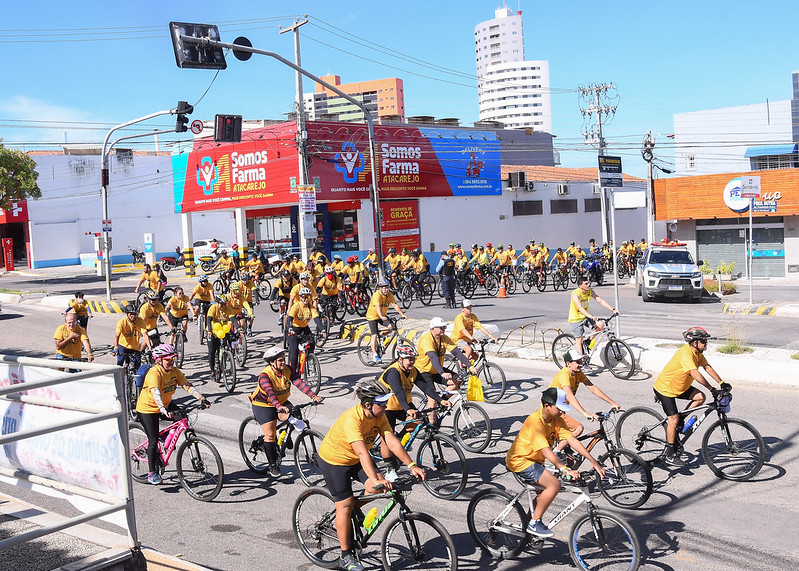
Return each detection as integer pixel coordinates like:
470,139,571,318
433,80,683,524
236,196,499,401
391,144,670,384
636,242,704,302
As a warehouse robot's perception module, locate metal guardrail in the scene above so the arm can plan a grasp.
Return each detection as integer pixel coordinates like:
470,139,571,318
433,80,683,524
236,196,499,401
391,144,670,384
0,355,139,553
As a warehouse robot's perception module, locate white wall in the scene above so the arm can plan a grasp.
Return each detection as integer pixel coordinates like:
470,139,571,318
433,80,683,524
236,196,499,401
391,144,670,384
784,214,799,276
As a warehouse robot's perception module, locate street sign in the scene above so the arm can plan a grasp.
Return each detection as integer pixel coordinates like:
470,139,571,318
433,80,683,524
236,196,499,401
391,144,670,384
740,175,761,199
598,155,624,188
298,185,317,213
190,119,204,135
102,219,112,232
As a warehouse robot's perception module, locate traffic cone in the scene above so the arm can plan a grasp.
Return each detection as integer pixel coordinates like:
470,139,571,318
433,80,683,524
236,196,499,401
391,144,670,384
497,275,508,298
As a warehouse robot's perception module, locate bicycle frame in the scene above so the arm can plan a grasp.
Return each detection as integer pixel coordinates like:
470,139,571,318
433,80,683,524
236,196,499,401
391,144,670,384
352,490,403,544
496,479,593,537
649,398,722,450
133,415,190,470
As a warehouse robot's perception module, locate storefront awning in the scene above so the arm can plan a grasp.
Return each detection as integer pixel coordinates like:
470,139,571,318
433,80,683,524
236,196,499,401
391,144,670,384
744,144,797,158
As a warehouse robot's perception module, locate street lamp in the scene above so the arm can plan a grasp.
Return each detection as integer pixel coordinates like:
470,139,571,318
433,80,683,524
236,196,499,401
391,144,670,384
168,22,387,281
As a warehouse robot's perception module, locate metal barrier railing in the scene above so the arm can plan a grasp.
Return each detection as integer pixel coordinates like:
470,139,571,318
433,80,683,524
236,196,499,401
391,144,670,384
0,354,139,554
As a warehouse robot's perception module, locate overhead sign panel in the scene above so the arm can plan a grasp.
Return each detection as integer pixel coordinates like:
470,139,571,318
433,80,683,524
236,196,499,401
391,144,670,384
598,155,624,188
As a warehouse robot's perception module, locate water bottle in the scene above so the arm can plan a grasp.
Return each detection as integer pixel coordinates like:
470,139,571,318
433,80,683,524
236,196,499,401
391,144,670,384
401,432,411,447
682,415,697,434
277,429,287,446
363,507,378,528
588,337,597,350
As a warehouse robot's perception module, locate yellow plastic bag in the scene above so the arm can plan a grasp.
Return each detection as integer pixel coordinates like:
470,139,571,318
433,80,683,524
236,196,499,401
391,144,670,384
466,374,484,402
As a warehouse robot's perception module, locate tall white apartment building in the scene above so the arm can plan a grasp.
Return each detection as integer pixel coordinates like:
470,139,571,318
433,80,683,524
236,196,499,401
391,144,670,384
474,5,552,133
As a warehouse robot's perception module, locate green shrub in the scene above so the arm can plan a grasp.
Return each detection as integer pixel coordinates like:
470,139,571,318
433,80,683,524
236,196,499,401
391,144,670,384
703,280,737,294
717,260,736,275
716,337,753,354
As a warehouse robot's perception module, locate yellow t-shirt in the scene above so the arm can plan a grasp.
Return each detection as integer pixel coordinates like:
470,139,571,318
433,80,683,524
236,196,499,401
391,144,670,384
192,282,214,303
451,312,483,344
366,290,396,321
246,259,265,274
249,365,293,408
139,301,165,330
385,254,400,270
506,408,572,472
68,299,90,317
568,287,592,323
116,316,146,351
216,256,235,272
274,277,297,298
136,364,188,414
206,303,231,331
549,366,588,394
141,270,162,292
552,252,567,266
415,331,456,374
332,260,345,273
239,280,255,304
378,362,419,412
318,275,341,296
654,345,709,398
54,324,88,359
287,302,319,328
343,264,363,284
167,295,189,318
290,283,318,303
318,404,393,466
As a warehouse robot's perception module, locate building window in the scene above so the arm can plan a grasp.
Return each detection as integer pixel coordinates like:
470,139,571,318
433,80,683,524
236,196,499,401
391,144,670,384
685,154,696,171
751,154,796,170
512,200,543,216
550,199,578,214
584,198,601,212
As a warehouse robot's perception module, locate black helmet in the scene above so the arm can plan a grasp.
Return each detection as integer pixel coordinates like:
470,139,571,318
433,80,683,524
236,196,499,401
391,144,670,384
472,243,478,249
215,295,227,304
388,247,396,253
355,379,392,405
683,327,711,343
123,303,137,314
144,289,159,301
281,269,291,278
412,248,421,255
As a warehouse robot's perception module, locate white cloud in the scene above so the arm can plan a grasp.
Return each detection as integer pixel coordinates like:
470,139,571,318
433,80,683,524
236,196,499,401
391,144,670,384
0,96,105,147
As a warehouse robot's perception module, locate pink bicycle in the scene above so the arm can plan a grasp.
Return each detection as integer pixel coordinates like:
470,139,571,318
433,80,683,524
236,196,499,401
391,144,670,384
128,404,224,501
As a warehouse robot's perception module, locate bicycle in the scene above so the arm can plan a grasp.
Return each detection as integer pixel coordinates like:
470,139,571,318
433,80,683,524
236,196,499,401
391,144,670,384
370,403,468,500
293,475,458,570
356,316,412,367
128,404,224,501
112,348,141,422
550,263,570,292
444,339,507,404
557,410,653,509
411,384,494,454
212,331,238,393
238,402,325,486
615,386,766,481
292,331,322,394
341,280,370,316
467,470,640,569
551,315,636,379
170,325,188,368
195,301,211,346
399,272,434,309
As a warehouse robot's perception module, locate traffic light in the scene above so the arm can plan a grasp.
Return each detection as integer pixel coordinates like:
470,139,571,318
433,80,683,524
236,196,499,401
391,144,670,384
175,100,194,133
214,114,242,143
169,22,227,70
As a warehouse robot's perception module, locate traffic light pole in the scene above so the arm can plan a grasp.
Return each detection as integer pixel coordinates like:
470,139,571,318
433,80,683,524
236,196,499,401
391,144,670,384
175,34,387,281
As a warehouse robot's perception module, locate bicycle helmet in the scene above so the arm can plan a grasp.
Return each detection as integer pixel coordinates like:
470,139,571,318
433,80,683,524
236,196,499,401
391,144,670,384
368,248,375,253
283,254,292,262
281,269,291,278
355,378,392,405
292,253,300,259
396,344,418,360
241,272,250,280
298,287,312,297
324,265,335,274
299,271,311,280
144,289,159,301
455,243,461,248
334,254,342,261
683,327,711,343
214,295,227,304
198,274,209,282
429,316,447,329
486,242,492,248
346,255,355,264
264,346,285,362
412,248,421,255
123,303,137,314
377,278,389,287
229,282,240,291
570,241,575,246
388,247,396,254
557,248,563,252
507,244,512,249
497,244,504,250
471,243,478,249
352,255,359,262
152,344,177,360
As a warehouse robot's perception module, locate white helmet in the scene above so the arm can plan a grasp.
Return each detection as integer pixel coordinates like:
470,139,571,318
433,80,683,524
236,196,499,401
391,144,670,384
429,317,447,329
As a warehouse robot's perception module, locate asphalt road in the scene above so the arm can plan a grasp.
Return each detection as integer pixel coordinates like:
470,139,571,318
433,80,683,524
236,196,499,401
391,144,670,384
1,292,798,570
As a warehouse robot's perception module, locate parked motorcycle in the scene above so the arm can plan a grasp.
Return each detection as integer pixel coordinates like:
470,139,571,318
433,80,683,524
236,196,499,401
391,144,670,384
160,246,185,272
129,246,145,265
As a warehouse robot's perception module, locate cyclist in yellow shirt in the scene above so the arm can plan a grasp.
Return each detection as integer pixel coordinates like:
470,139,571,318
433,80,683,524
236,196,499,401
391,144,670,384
165,286,190,347
550,248,568,269
113,303,150,370
538,242,550,263
451,299,497,361
135,264,162,296
317,266,342,311
286,287,323,374
65,291,93,330
565,242,577,257
288,253,306,276
139,289,170,346
212,251,237,283
415,317,473,402
54,312,93,365
384,247,401,288
637,239,648,254
205,295,236,377
238,272,257,327
484,242,497,266
331,254,345,275
568,276,618,354
288,271,319,315
189,275,214,321
366,279,407,363
245,253,266,282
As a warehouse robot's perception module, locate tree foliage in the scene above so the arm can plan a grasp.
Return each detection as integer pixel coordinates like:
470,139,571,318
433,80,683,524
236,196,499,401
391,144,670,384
0,145,41,212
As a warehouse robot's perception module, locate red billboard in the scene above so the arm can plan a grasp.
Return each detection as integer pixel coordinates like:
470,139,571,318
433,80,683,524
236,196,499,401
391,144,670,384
0,200,28,223
379,200,420,253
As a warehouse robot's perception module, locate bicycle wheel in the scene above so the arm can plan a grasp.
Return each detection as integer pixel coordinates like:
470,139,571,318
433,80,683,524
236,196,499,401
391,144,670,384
238,416,269,474
381,512,458,571
552,271,562,291
234,334,248,368
505,275,517,295
354,292,368,317
176,435,224,501
453,402,492,453
292,487,340,569
256,281,272,301
701,418,766,481
174,329,185,368
521,272,533,293
479,361,507,404
614,406,668,464
125,370,139,422
597,448,654,509
536,272,547,292
213,278,226,294
334,298,346,321
221,349,237,393
604,339,636,379
559,271,570,290
569,509,640,570
467,488,528,560
356,333,377,366
485,275,499,296
316,314,329,348
303,353,322,394
294,429,326,487
400,284,413,310
551,333,576,369
416,434,468,500
127,422,150,483
198,314,206,345
419,282,434,306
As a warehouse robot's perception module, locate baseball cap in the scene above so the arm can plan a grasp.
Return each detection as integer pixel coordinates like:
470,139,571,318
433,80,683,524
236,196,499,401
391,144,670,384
542,387,573,412
429,317,447,329
462,299,473,308
563,349,585,363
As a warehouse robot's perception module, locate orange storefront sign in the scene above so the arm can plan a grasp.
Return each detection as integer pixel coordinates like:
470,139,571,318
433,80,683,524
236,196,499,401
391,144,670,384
654,169,799,220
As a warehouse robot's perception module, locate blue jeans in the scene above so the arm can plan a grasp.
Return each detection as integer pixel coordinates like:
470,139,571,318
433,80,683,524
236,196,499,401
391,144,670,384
116,346,141,371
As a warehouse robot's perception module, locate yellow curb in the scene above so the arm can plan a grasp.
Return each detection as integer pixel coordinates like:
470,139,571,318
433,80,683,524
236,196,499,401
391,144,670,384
353,324,368,342
342,324,353,340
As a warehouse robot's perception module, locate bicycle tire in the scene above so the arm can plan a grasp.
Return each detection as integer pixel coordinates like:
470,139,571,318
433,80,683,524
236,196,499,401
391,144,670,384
334,297,347,321
520,272,533,293
467,488,528,560
213,278,226,295
604,339,636,379
453,402,492,453
234,334,248,368
569,509,640,571
551,333,576,369
221,349,237,393
419,282,434,306
485,275,499,296
400,284,413,310
479,361,507,404
198,312,206,345
504,275,517,295
292,487,340,569
294,429,326,487
701,418,766,481
381,511,458,571
356,333,377,366
614,406,668,464
135,292,148,311
176,435,224,501
269,298,281,313
256,281,272,301
354,293,369,317
238,416,270,474
597,448,654,509
127,422,150,483
535,272,547,292
174,330,185,368
303,353,322,394
316,314,330,348
617,261,627,279
125,368,139,422
416,434,468,500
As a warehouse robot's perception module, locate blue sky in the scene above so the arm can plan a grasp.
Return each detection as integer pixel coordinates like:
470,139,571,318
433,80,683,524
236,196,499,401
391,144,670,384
1,0,797,177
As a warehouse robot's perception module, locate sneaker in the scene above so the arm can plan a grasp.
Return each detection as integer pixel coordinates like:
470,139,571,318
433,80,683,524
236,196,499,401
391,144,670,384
385,469,398,482
373,354,382,364
664,452,685,468
147,472,163,485
269,463,282,477
339,553,364,571
526,519,554,538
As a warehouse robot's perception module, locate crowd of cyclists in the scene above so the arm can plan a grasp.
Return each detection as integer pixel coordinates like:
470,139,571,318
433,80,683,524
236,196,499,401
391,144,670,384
48,236,744,571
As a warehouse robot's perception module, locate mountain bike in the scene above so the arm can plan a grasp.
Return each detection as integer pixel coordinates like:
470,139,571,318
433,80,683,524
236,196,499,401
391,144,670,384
341,281,370,316
356,316,412,367
467,470,640,569
295,331,322,394
170,326,187,368
551,315,636,379
196,301,210,346
557,410,653,509
550,263,570,291
370,403,468,500
444,339,507,404
238,402,325,486
399,273,434,308
112,348,141,422
615,386,765,481
523,265,547,293
293,475,458,570
411,385,493,454
212,332,238,393
128,404,224,501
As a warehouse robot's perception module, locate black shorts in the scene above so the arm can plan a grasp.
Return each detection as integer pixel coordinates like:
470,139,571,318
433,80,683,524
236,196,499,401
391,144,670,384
368,318,387,335
252,404,280,424
417,369,456,392
318,457,368,502
167,313,187,328
385,406,416,430
654,387,698,417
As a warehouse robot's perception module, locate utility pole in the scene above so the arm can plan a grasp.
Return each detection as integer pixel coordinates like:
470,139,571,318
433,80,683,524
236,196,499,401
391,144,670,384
642,131,655,244
280,17,312,263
